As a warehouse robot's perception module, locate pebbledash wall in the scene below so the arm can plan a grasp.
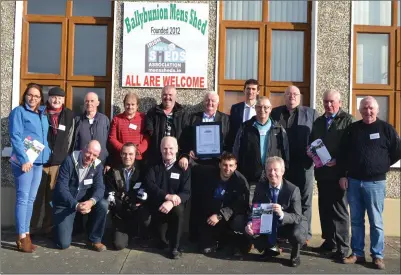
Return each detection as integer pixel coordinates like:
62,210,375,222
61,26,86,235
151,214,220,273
1,1,400,235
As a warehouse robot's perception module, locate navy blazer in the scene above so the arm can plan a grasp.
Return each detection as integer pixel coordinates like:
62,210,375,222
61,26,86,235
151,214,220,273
227,102,245,152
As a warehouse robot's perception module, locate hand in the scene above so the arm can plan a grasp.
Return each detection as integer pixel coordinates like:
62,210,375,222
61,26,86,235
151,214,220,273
207,214,220,226
189,150,198,160
326,158,336,167
159,201,174,214
79,200,94,214
178,157,189,171
339,177,348,190
306,146,313,158
165,194,181,206
76,203,91,214
245,222,254,236
104,166,111,174
272,203,284,217
21,162,33,173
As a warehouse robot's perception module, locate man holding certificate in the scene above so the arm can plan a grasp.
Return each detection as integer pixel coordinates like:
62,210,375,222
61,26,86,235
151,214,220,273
245,157,307,267
178,91,230,242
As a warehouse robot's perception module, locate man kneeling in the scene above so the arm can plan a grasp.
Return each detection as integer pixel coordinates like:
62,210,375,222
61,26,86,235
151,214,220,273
245,156,307,267
52,140,108,251
105,142,151,250
200,152,250,255
144,136,190,259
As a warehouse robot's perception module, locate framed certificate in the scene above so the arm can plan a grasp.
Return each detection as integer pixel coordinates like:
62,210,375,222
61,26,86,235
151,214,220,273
194,122,222,159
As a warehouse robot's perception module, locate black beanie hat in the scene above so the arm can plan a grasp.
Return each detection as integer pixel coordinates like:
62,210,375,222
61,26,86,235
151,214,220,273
48,87,65,97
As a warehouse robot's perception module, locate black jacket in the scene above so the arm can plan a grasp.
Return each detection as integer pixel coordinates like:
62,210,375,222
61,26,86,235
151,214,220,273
144,162,191,207
104,166,145,214
233,117,289,182
227,102,246,151
309,109,355,181
251,179,307,227
181,110,230,158
271,105,318,169
145,103,188,165
203,168,249,221
46,106,75,166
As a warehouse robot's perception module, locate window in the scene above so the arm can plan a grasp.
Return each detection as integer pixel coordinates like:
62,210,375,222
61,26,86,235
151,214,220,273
352,0,400,134
20,0,113,116
218,0,312,113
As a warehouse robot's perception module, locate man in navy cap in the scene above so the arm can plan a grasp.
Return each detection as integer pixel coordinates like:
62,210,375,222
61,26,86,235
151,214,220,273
31,87,75,237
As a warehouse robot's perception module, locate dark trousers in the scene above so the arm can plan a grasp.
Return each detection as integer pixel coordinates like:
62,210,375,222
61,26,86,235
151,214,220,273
153,204,185,250
200,214,248,250
285,165,314,240
317,179,350,254
250,222,307,258
53,199,108,249
189,161,218,240
111,206,151,250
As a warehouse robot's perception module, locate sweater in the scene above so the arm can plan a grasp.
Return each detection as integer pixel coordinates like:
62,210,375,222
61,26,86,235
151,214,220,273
108,112,149,162
338,119,401,181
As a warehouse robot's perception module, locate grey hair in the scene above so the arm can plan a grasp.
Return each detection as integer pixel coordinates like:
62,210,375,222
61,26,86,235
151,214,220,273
256,96,271,106
160,136,178,151
204,91,219,102
359,96,379,112
161,85,177,94
265,156,285,172
323,89,341,101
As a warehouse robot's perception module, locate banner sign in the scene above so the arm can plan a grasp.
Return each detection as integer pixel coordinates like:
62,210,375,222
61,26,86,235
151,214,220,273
122,2,209,88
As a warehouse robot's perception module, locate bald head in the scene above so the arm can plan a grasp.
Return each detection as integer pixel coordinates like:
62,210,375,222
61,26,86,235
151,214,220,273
82,140,101,167
284,85,301,110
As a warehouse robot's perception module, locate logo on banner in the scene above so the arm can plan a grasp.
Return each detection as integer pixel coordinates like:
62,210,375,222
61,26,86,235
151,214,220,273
145,37,186,74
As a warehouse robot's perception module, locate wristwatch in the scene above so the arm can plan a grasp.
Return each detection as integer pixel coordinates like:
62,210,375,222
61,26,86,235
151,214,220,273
217,214,223,221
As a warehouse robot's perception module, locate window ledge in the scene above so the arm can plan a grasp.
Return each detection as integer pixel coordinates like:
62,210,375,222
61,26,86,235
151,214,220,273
1,147,12,157
391,160,400,169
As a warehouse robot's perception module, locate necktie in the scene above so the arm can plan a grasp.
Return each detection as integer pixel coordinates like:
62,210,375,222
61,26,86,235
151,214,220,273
124,170,130,192
269,187,279,246
326,116,333,130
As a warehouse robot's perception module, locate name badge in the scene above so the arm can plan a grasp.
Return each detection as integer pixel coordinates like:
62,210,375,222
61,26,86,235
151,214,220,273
133,182,142,189
171,173,180,179
221,190,225,195
84,179,93,185
259,130,267,136
129,123,137,130
370,133,380,140
58,124,66,131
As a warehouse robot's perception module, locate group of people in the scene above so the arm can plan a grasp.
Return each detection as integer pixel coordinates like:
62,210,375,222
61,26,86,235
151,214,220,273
8,80,400,269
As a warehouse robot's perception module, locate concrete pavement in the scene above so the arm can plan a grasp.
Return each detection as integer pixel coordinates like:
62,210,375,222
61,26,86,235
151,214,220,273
1,231,400,274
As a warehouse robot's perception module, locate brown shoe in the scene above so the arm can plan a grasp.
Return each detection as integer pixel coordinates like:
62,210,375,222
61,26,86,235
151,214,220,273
373,258,385,270
87,242,107,252
342,255,366,264
16,237,33,253
26,234,37,251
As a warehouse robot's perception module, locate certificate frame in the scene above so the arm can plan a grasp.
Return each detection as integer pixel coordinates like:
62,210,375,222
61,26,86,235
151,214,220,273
194,122,222,159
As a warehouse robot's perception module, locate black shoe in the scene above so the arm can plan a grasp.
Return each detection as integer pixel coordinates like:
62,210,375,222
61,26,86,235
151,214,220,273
170,249,182,259
260,245,281,259
311,241,336,253
290,256,301,267
330,251,347,262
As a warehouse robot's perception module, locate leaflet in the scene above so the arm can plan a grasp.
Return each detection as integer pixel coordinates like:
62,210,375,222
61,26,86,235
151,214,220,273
308,138,332,168
10,136,45,166
251,203,273,234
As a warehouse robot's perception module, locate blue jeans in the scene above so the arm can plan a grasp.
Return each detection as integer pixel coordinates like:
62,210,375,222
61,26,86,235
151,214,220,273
11,163,43,235
53,199,108,249
347,177,386,259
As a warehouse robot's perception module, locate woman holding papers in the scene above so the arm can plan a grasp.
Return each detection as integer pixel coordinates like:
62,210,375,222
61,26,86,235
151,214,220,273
9,83,50,253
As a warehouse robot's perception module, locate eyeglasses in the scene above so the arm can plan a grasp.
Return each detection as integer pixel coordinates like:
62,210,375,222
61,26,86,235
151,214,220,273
26,94,41,99
286,93,301,97
256,105,271,111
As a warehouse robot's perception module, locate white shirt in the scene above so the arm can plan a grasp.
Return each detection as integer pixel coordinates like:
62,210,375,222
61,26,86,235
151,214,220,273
243,102,256,122
202,112,216,123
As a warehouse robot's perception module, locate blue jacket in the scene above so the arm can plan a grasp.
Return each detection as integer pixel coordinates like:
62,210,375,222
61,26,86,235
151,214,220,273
53,151,105,210
9,104,50,165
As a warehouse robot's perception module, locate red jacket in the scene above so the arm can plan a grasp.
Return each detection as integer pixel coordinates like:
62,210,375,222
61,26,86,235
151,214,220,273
108,112,149,161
